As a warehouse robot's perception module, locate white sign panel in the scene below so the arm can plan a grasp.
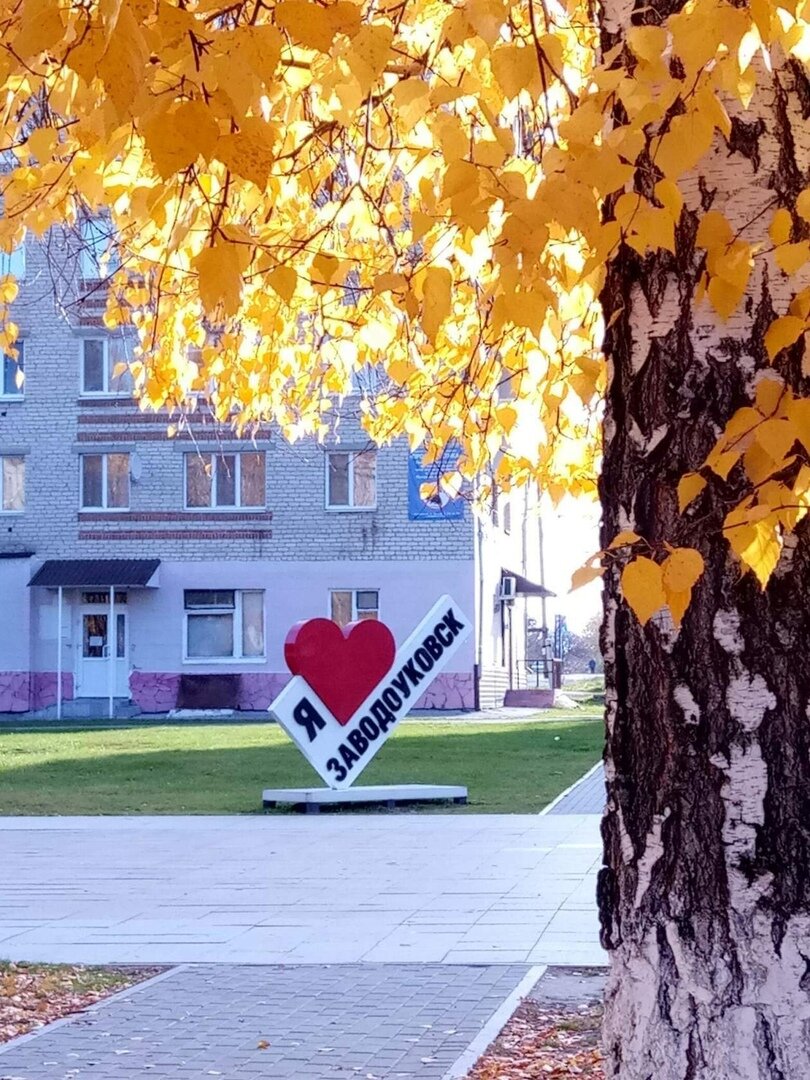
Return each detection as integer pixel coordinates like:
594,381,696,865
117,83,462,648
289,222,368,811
269,594,472,789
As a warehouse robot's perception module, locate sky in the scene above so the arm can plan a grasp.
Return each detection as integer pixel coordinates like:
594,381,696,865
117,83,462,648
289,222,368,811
538,496,602,633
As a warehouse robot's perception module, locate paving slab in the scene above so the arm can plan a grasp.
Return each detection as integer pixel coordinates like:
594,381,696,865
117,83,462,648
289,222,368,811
0,815,605,966
0,963,537,1080
543,763,605,815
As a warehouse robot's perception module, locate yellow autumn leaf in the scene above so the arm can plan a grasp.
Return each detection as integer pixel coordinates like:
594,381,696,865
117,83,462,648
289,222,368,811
655,111,714,179
666,587,692,628
392,80,431,128
788,398,810,453
13,0,64,58
571,564,605,591
608,529,641,549
491,44,538,100
655,179,683,220
346,24,395,97
797,188,810,223
769,208,793,246
764,315,806,360
267,266,297,304
662,547,704,593
627,25,668,63
274,1,361,52
696,210,733,250
730,516,782,587
421,266,453,345
194,245,244,317
775,242,810,275
621,556,667,626
217,119,278,190
677,472,707,512
0,277,19,305
755,417,797,462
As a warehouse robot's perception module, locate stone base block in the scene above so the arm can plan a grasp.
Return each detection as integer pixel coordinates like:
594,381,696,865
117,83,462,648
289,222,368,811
503,688,556,707
262,784,468,813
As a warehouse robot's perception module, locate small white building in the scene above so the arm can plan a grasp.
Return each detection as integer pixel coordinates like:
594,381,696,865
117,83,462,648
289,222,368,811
0,236,552,717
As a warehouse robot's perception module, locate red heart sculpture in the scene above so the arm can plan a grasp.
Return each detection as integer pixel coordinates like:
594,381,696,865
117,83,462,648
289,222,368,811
284,619,396,725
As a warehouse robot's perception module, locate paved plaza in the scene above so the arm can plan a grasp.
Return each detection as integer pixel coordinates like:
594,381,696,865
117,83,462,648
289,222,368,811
0,814,603,967
0,962,541,1079
0,793,605,1078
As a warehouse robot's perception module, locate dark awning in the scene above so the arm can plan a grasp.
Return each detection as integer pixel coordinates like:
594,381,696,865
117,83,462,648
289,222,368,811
503,569,556,598
29,559,160,588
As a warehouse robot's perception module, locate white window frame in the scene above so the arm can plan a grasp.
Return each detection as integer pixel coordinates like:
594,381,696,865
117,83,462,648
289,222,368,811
0,454,25,513
79,217,119,281
329,588,380,625
79,452,130,511
325,450,377,511
79,337,132,398
0,244,25,281
183,589,266,663
183,451,266,510
1,340,24,399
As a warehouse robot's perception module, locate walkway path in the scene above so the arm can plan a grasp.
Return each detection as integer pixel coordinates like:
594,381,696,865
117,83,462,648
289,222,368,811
0,963,539,1080
0,815,603,967
544,763,605,815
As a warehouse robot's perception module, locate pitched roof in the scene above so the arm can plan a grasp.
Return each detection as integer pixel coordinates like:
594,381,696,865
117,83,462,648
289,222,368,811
503,569,556,598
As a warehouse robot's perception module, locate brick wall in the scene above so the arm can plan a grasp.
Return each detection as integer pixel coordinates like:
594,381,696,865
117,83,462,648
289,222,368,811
0,235,474,565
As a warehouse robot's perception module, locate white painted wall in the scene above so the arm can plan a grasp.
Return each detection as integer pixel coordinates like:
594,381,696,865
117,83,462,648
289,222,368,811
0,556,32,669
118,558,475,675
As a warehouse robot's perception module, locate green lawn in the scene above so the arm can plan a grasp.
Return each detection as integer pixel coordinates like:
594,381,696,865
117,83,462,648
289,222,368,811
0,720,602,815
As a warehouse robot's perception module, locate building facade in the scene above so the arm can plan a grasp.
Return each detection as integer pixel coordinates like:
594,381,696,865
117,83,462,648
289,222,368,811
0,236,549,717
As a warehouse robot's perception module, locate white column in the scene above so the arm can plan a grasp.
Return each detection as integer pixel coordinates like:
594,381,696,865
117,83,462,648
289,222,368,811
56,587,63,721
108,585,115,720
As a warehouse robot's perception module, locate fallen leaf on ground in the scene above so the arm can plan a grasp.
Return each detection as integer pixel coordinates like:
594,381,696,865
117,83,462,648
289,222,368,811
467,1001,603,1079
0,963,160,1044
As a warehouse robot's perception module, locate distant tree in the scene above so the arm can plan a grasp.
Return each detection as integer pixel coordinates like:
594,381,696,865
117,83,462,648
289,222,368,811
563,615,601,674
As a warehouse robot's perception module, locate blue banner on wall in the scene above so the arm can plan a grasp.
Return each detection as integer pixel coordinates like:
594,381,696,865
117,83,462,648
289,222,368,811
408,445,465,521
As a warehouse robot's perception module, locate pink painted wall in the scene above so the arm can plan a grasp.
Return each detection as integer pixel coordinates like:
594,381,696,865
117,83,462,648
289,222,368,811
0,672,73,712
129,671,474,713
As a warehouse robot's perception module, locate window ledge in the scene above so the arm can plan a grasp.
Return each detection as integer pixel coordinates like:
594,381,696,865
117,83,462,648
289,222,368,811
325,505,377,513
78,392,134,400
182,657,267,665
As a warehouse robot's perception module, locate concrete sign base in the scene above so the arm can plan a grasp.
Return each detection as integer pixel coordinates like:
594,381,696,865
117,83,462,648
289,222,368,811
262,783,468,813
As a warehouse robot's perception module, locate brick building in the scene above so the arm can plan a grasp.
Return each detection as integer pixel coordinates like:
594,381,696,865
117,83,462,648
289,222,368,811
0,235,550,717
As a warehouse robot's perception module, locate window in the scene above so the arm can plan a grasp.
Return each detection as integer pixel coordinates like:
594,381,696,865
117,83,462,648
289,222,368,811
80,337,133,395
503,500,512,535
184,589,265,660
0,455,24,512
80,453,129,509
80,217,119,280
326,450,376,509
185,452,266,509
350,364,387,395
330,589,379,628
2,341,23,397
0,244,25,280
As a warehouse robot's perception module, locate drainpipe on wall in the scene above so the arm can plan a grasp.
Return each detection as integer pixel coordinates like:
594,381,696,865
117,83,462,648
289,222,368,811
56,586,63,721
108,585,115,720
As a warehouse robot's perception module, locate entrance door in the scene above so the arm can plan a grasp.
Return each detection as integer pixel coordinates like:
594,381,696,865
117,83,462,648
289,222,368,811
77,608,129,697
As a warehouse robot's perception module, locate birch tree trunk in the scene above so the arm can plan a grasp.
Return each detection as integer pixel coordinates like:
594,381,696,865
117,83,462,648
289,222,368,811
597,16,810,1079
